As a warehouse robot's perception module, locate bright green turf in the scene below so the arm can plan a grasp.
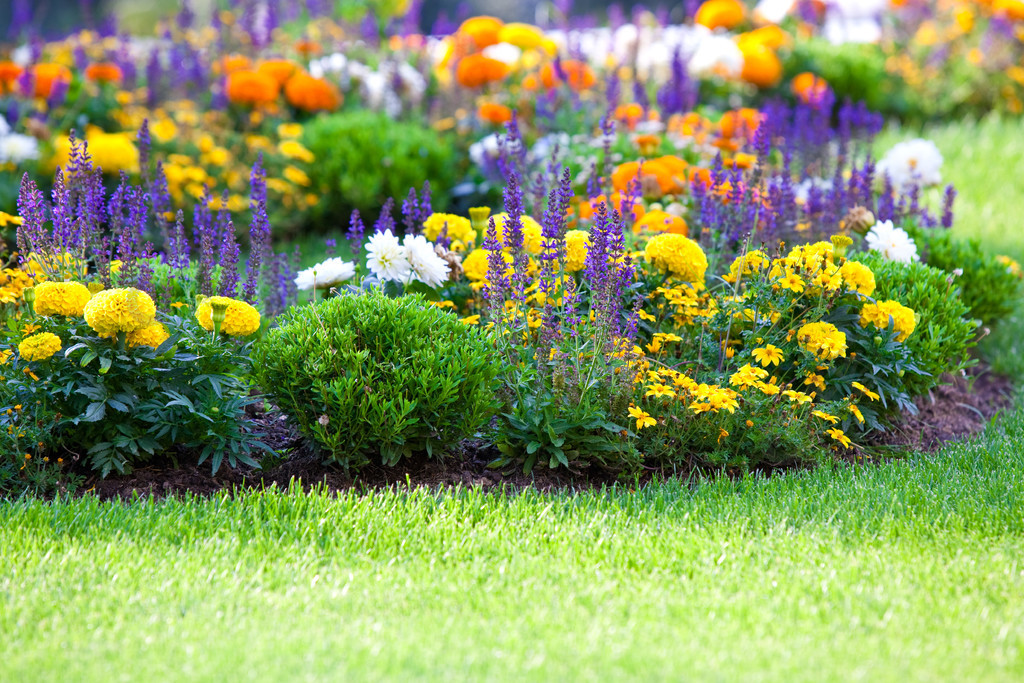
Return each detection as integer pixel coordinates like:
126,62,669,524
1,121,1023,681
2,409,1023,681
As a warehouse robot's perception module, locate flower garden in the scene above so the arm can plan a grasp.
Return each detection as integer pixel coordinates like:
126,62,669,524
2,0,1024,679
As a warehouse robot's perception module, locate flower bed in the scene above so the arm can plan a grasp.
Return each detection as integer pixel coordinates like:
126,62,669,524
0,2,1021,496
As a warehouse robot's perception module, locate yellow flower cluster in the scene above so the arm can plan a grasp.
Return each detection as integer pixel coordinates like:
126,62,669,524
723,249,769,283
640,366,739,415
53,131,139,174
19,332,62,362
195,296,261,337
33,281,92,317
493,213,544,253
127,322,171,349
839,261,876,296
564,230,590,272
422,213,477,250
644,234,708,282
796,322,848,360
84,288,157,335
462,249,492,283
860,300,917,342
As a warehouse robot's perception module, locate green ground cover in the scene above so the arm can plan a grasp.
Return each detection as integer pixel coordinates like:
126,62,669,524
1,119,1023,681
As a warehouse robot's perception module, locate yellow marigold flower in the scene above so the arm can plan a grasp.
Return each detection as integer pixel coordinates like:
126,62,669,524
459,315,481,325
283,165,311,186
812,410,839,424
851,381,880,401
644,233,708,283
804,373,826,392
797,322,847,361
423,213,476,245
0,211,23,227
84,287,156,335
755,381,780,396
645,384,676,399
849,404,864,424
751,344,783,367
126,321,170,349
783,389,813,404
729,363,767,388
53,132,140,175
996,255,1023,279
778,271,805,293
195,296,261,337
492,213,544,254
33,281,92,317
565,230,590,272
825,427,852,449
277,123,304,139
723,249,769,283
839,261,876,296
628,405,657,430
278,139,315,163
859,300,916,342
19,332,61,362
0,349,11,364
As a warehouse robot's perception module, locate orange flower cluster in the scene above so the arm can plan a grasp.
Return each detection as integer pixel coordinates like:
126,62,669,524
223,59,340,112
84,62,123,84
284,72,341,112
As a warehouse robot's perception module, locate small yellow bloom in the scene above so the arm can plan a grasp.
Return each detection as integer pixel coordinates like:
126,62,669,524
826,427,852,449
751,344,784,367
812,410,839,424
851,381,880,401
628,405,657,430
459,315,481,325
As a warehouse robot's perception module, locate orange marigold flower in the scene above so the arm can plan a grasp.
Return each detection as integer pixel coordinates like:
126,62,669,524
718,108,762,139
258,59,300,86
26,63,72,99
458,16,505,49
215,54,252,74
539,59,596,90
477,102,513,124
84,62,123,84
634,210,688,236
791,72,830,104
295,39,322,56
0,61,23,93
455,54,510,88
613,103,645,130
284,72,341,112
225,69,280,107
738,43,782,88
695,0,746,30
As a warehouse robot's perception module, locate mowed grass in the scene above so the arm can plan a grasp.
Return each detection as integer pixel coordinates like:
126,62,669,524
2,120,1024,681
2,412,1024,681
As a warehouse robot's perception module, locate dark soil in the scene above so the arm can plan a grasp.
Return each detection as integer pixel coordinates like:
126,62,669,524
79,364,1015,501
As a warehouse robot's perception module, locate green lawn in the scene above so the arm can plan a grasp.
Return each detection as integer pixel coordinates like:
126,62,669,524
2,120,1024,681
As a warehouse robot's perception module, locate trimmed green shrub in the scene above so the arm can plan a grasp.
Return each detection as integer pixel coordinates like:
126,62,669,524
303,111,463,229
910,227,1021,328
858,252,979,397
252,291,499,468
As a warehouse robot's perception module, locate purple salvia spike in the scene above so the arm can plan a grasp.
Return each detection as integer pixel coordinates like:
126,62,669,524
218,220,241,298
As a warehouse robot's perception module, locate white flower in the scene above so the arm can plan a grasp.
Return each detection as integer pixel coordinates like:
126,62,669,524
482,42,522,66
687,30,744,80
0,116,9,137
865,220,919,263
876,138,944,191
294,257,355,291
0,133,40,164
754,0,795,24
402,234,450,288
365,229,410,282
469,133,503,169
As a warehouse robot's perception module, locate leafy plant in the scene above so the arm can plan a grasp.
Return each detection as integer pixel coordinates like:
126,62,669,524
909,227,1021,328
1,312,268,477
303,110,464,229
858,251,979,397
252,290,498,468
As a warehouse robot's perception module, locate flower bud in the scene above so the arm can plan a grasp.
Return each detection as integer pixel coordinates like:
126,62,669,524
87,282,105,295
22,287,35,305
843,206,875,235
210,300,229,337
468,207,491,234
830,234,853,258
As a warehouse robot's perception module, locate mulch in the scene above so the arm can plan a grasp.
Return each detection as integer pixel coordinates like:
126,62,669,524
77,364,1015,501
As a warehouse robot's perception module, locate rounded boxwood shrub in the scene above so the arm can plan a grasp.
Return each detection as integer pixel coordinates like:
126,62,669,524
302,111,464,229
857,252,979,397
252,291,498,468
909,227,1021,328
